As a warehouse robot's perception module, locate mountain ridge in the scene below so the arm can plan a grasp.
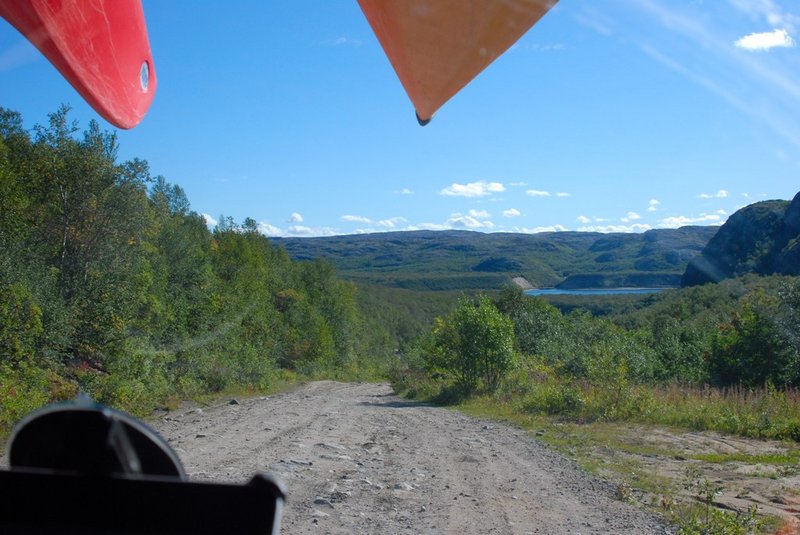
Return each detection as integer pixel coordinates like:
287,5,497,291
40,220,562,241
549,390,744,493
682,191,800,286
273,227,717,292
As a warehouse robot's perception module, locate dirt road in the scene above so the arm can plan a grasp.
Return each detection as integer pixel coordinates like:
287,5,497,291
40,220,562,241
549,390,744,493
153,381,668,534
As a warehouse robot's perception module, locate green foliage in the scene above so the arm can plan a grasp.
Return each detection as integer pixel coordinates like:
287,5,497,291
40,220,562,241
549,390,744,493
493,286,562,356
429,296,515,394
0,107,385,435
273,226,715,292
0,363,50,432
0,283,43,363
709,290,799,387
406,271,800,439
676,467,764,534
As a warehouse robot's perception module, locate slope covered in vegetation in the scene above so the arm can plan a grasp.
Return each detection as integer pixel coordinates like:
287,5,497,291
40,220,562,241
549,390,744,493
0,107,392,430
397,275,800,439
274,226,717,292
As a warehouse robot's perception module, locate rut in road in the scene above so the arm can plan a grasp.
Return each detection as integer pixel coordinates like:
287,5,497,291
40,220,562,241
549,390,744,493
153,381,668,534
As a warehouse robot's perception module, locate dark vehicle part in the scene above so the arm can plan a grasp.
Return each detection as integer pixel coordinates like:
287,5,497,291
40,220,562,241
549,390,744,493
0,399,286,534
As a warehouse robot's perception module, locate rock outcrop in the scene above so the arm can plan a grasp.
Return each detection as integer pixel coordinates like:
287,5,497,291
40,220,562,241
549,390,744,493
681,192,800,286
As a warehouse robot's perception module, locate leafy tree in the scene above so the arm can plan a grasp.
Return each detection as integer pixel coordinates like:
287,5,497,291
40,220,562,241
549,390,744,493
430,296,515,393
493,286,562,356
709,291,799,387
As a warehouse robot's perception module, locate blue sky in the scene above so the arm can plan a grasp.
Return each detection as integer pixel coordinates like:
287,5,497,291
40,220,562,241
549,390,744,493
1,0,799,237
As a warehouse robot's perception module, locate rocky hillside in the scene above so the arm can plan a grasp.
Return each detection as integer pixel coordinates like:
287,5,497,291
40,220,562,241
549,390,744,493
682,192,800,286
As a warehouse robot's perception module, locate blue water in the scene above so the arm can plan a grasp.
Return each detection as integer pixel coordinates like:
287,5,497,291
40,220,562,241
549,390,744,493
525,288,668,296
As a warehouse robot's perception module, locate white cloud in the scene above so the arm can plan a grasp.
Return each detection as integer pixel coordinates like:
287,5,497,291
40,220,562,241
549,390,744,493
508,181,528,187
648,199,661,212
698,189,729,198
577,223,652,233
255,221,338,237
332,36,363,47
410,222,449,231
468,209,491,218
342,214,373,224
577,215,592,224
257,222,283,237
555,192,571,197
735,29,795,51
526,189,551,197
201,213,218,228
716,209,728,215
287,212,303,223
621,211,641,222
516,224,569,233
631,1,800,150
394,188,414,195
378,217,407,228
440,181,504,197
286,225,337,237
658,214,724,228
503,208,521,218
446,214,495,229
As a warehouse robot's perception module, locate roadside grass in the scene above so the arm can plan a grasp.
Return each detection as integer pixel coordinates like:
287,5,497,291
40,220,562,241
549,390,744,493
396,370,800,534
453,393,794,534
642,384,800,442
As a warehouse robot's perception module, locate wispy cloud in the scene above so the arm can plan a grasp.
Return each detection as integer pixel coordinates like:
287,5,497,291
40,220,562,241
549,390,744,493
556,192,571,197
621,211,642,222
440,181,505,197
698,189,729,198
341,214,373,224
287,212,304,223
508,181,528,187
378,217,407,228
503,208,521,218
394,188,414,195
728,0,799,33
735,29,795,51
515,225,569,233
577,223,652,233
626,0,800,149
447,213,494,229
526,189,551,197
331,36,362,47
577,215,592,224
574,6,616,37
648,199,661,212
468,209,491,218
256,221,337,237
658,214,724,228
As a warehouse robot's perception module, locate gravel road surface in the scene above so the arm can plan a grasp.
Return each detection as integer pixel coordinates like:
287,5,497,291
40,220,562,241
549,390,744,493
153,381,668,534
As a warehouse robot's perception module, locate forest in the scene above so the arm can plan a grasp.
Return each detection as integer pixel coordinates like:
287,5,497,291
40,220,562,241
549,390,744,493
0,107,395,431
2,107,799,445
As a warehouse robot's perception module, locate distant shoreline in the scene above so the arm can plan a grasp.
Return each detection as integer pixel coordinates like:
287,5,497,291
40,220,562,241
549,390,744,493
525,287,669,296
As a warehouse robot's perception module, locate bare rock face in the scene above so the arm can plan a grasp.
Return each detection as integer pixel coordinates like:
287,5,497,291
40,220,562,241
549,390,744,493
681,192,800,287
774,191,800,275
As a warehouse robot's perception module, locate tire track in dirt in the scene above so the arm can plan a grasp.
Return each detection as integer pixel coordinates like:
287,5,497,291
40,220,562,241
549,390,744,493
152,381,669,534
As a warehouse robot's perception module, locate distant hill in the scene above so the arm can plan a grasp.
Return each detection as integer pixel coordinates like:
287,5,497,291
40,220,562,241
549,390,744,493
273,227,717,292
682,192,800,286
